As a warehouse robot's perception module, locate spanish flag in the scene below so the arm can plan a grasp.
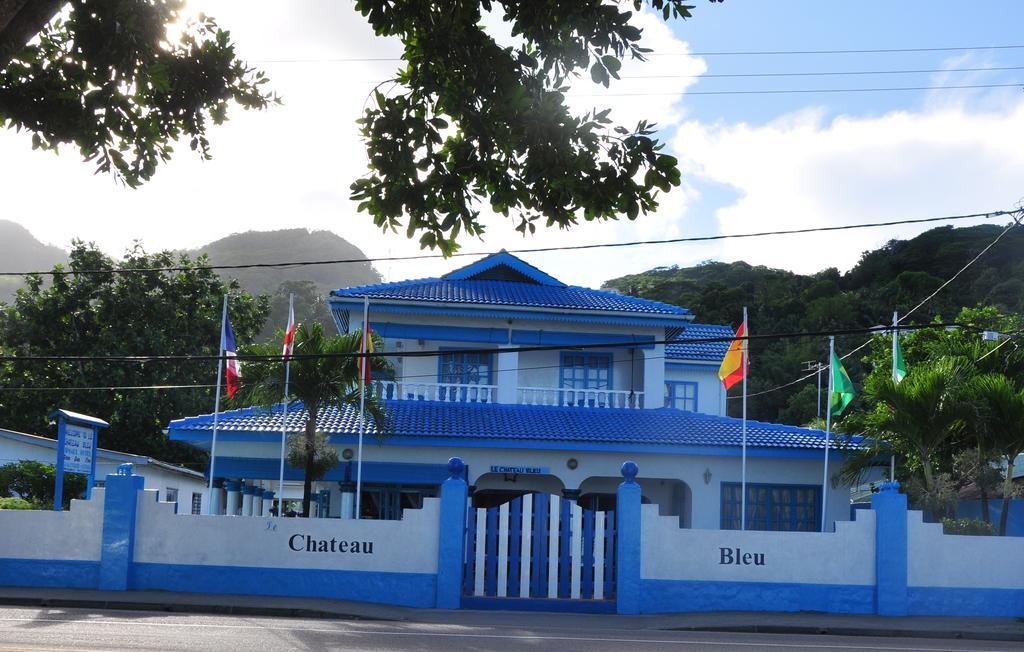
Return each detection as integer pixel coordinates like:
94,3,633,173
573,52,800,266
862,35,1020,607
360,324,375,387
718,322,746,390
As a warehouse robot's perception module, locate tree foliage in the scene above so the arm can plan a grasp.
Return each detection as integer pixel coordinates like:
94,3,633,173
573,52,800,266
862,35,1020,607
0,242,269,465
0,0,276,186
234,322,389,517
0,460,87,509
350,0,724,253
604,224,1024,425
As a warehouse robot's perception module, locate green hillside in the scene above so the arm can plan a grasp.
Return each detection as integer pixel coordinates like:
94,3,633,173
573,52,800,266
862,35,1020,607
0,221,68,300
191,228,382,339
604,223,1024,425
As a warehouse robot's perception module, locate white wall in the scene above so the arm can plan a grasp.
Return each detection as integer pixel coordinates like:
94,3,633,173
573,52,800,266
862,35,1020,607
0,434,206,513
133,489,439,574
208,441,855,530
370,313,663,403
665,365,727,416
907,511,1024,589
642,504,875,584
0,493,103,561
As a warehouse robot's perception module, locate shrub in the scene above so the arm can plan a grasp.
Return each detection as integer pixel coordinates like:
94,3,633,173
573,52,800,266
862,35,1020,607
941,517,995,536
0,497,33,510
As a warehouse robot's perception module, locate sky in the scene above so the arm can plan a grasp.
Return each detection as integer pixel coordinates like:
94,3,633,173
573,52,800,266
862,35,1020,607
2,0,1023,287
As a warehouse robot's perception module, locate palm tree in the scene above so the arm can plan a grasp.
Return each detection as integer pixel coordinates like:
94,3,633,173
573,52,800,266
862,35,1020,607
858,359,971,518
235,322,388,517
965,373,1024,536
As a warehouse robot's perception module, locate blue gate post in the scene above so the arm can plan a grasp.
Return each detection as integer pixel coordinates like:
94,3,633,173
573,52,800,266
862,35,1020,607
872,481,909,616
98,464,145,591
616,461,642,615
436,457,469,609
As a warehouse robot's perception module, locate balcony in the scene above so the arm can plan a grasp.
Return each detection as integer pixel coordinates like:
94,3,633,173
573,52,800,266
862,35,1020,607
518,386,644,409
371,380,644,409
373,380,498,403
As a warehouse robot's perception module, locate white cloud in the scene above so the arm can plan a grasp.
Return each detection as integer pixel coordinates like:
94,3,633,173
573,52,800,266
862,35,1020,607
6,1,1020,295
0,1,708,286
674,101,1024,274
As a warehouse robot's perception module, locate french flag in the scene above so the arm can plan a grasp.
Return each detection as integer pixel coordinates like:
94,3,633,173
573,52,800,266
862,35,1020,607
223,314,241,399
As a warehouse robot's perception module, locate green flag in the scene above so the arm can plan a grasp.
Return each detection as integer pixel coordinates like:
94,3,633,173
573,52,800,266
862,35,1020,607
892,333,907,384
830,349,856,416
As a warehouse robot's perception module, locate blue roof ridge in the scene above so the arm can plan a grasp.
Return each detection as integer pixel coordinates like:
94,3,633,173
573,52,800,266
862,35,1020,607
330,277,443,297
566,284,690,316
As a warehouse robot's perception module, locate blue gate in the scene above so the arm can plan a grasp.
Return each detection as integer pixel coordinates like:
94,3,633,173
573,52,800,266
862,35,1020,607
462,493,616,612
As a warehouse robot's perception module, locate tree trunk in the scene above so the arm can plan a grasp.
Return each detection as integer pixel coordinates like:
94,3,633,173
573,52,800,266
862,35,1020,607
0,0,63,69
999,458,1014,536
980,485,990,524
301,407,316,518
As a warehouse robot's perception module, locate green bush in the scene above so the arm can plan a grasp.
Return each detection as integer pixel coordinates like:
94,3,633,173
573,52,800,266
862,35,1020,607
0,497,33,510
941,518,995,536
0,461,87,509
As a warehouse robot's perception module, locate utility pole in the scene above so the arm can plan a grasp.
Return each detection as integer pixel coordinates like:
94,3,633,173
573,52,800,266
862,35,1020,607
803,360,827,419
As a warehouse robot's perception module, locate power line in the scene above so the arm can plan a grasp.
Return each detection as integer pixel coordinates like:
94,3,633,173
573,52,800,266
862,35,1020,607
574,82,1023,98
0,322,984,366
0,209,1012,277
737,210,1024,400
0,322,983,392
622,64,1024,80
254,44,1024,64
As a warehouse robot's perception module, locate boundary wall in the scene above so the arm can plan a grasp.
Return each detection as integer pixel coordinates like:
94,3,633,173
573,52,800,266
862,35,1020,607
1,462,1021,616
614,472,1024,617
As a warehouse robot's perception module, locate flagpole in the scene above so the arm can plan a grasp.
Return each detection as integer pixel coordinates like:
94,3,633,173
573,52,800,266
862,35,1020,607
821,335,835,533
355,295,368,520
206,295,228,515
890,310,898,483
278,294,294,516
741,306,748,531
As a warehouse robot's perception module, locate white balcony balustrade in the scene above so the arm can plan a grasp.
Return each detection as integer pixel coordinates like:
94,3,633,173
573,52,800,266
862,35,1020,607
371,380,644,408
372,380,497,404
517,387,644,409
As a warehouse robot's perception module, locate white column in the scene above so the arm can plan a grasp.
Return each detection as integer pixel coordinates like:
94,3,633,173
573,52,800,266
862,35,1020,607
496,346,519,405
643,343,665,409
241,484,254,517
253,489,263,517
262,491,275,517
340,490,355,519
225,481,241,516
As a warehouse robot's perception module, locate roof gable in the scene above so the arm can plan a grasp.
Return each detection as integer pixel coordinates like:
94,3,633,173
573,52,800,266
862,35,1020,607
443,251,565,287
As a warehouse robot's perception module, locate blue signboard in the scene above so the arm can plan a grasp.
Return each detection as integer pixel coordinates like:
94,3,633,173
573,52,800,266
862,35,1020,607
51,409,108,511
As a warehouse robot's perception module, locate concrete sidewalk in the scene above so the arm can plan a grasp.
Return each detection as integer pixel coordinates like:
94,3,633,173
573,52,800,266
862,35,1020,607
0,587,1021,642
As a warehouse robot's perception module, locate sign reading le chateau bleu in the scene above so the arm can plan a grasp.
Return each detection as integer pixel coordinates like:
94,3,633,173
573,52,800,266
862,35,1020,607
490,465,549,474
289,534,375,554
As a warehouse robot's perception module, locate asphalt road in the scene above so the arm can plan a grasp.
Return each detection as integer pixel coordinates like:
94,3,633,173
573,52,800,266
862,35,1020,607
0,606,1018,652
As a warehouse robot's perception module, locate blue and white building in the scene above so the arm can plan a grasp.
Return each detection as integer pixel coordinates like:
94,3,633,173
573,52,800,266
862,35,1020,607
168,252,850,531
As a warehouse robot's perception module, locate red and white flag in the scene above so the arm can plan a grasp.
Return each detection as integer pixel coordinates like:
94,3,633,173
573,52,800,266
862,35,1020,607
282,301,297,361
223,313,241,399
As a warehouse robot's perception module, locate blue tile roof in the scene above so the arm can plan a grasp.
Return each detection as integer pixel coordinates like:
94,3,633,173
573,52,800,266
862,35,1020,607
330,252,690,318
666,323,736,362
168,400,847,452
332,279,689,317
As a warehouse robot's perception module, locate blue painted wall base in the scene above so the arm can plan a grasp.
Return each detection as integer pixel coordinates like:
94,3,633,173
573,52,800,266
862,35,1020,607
130,563,437,608
641,579,875,614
